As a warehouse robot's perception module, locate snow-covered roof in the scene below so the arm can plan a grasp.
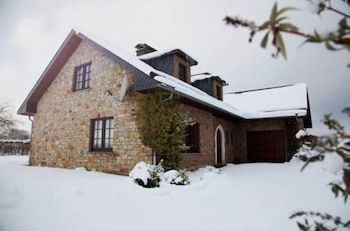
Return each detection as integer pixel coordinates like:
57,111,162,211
224,83,309,119
191,74,212,82
68,30,244,119
154,74,243,117
138,48,198,65
18,29,310,122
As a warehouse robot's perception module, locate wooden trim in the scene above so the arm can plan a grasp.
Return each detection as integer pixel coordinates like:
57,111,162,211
90,117,114,152
73,62,92,92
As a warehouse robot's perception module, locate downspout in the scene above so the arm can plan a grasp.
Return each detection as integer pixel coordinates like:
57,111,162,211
28,116,33,165
159,92,173,104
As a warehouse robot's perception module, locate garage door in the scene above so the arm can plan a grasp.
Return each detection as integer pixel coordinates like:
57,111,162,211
247,130,285,162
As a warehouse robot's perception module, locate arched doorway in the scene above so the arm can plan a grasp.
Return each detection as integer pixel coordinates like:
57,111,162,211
215,125,225,164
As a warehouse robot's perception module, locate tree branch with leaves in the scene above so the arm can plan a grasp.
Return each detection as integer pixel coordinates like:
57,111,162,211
224,1,350,230
224,1,350,61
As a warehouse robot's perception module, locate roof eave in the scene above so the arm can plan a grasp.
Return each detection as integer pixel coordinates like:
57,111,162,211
17,29,82,116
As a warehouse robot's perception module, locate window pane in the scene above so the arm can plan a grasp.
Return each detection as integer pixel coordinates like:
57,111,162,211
105,139,111,148
84,80,89,89
179,64,186,81
74,63,91,91
91,118,113,151
186,123,200,153
97,138,102,148
105,129,110,139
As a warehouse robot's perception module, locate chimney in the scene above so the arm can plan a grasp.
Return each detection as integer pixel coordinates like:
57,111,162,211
135,43,156,56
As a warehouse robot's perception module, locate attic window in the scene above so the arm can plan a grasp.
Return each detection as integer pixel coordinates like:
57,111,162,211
216,85,223,100
178,64,187,82
73,63,91,91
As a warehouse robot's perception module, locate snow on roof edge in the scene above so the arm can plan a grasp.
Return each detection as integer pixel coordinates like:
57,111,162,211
75,29,309,120
138,48,197,63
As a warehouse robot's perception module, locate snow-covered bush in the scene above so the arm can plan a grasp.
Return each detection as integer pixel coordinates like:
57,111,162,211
129,162,164,188
130,162,190,187
162,169,190,185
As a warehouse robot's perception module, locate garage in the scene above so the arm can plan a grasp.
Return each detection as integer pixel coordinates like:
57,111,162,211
247,130,285,162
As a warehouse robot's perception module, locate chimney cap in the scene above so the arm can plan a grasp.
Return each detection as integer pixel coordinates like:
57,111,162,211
135,43,157,56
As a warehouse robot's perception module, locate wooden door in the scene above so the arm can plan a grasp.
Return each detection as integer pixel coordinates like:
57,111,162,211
247,130,285,162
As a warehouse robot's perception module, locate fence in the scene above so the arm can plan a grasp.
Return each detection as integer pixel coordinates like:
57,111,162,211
0,139,31,155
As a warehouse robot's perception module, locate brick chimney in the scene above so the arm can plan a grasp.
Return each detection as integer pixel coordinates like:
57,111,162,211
135,43,156,56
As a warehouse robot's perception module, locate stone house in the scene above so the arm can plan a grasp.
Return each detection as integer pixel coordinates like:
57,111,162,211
18,30,312,175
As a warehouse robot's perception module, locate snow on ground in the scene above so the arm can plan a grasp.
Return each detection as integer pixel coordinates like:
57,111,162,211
0,156,349,231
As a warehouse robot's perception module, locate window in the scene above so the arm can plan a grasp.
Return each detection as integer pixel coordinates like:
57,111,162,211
231,131,234,145
73,63,91,91
91,117,114,152
178,64,187,82
216,85,223,100
185,123,200,153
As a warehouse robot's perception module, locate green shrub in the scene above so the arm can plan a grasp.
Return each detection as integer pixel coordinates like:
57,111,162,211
138,89,188,170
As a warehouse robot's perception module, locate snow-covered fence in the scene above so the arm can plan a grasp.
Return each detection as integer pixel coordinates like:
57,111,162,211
0,139,31,155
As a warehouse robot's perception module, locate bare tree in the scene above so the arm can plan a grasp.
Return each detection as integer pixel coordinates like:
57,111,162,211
0,102,16,136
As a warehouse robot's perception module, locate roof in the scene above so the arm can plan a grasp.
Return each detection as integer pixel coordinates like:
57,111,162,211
191,75,228,86
138,48,198,66
224,83,310,120
18,29,311,125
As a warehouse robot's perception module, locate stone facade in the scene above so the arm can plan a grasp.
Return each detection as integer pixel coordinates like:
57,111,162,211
31,41,152,175
30,39,302,175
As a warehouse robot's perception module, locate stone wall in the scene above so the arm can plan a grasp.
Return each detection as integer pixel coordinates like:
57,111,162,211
31,41,152,175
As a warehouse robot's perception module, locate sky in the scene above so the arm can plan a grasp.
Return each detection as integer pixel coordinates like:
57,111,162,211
0,0,349,134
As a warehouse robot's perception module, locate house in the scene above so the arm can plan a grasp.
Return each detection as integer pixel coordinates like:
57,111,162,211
18,29,312,175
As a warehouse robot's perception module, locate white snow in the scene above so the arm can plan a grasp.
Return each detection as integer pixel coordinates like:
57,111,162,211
129,161,160,184
0,155,348,231
224,83,308,119
154,75,243,117
162,169,179,183
0,139,31,143
138,48,196,62
295,129,309,139
191,74,211,82
322,153,344,175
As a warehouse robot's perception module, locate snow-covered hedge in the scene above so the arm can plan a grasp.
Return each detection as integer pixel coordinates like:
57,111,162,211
129,162,164,188
129,162,190,188
162,169,190,185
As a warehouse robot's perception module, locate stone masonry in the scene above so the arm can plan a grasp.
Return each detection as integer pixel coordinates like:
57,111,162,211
30,41,152,175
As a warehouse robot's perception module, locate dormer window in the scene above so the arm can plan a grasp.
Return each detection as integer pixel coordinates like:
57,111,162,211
73,63,91,91
178,64,187,82
216,85,223,100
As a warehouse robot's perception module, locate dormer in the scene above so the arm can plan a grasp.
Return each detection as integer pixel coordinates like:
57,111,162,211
191,76,228,101
136,44,198,84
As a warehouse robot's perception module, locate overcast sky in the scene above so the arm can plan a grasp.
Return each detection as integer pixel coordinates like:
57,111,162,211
0,0,349,134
